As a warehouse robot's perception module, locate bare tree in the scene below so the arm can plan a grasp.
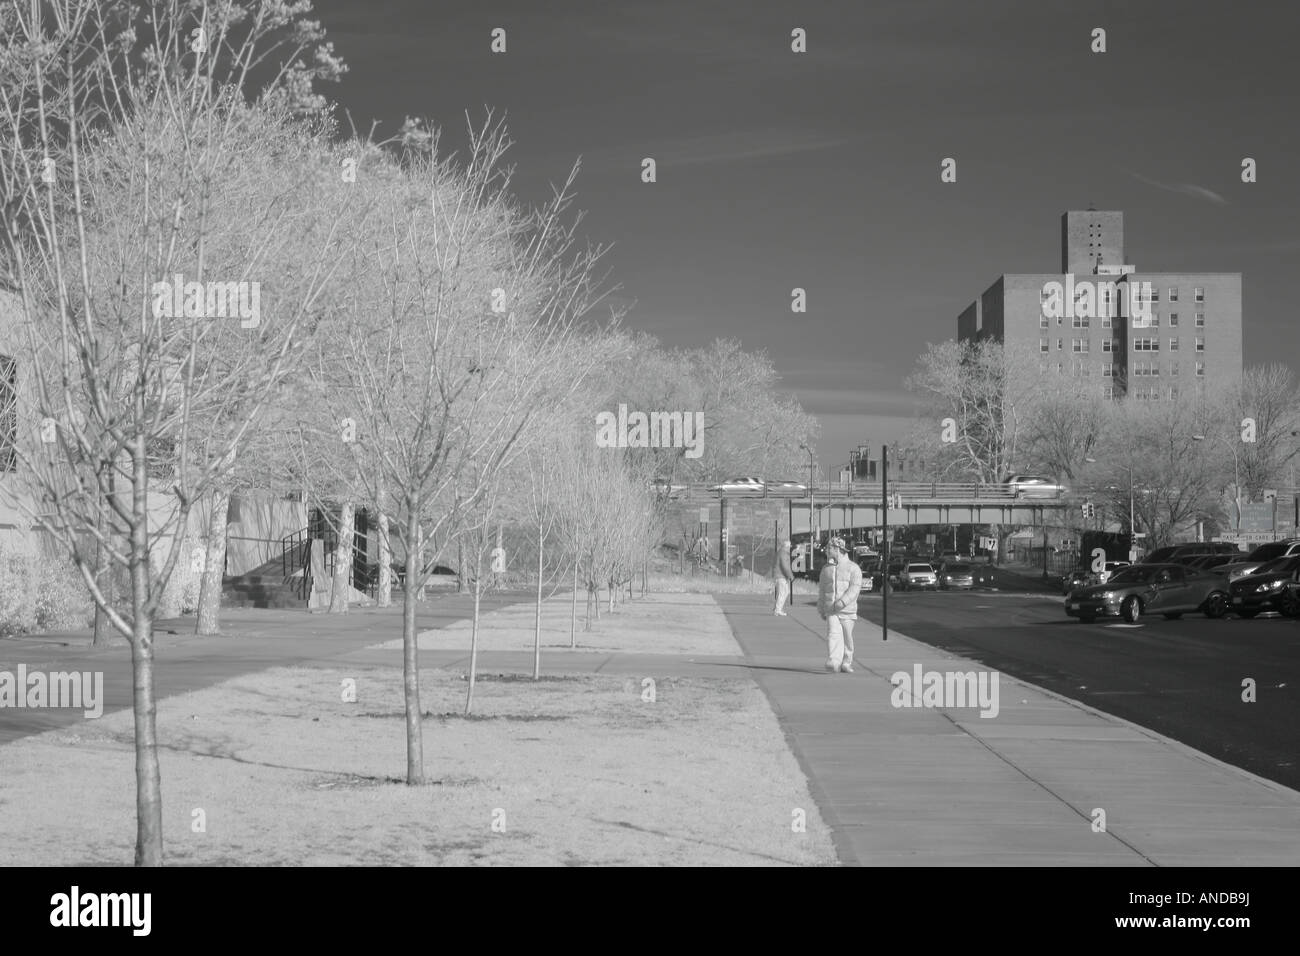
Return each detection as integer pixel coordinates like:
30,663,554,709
0,1,348,865
303,115,620,778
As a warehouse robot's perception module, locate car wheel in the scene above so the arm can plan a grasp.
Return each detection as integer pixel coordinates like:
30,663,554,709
1279,591,1300,619
1162,612,1183,620
1121,595,1143,623
1202,591,1228,619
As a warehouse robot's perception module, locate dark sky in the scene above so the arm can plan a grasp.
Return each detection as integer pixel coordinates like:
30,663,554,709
306,0,1300,474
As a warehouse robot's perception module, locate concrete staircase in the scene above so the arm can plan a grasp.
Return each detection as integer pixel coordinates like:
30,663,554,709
221,552,308,609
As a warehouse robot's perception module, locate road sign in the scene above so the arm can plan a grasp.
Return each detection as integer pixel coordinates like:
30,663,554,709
699,508,709,523
1239,502,1275,532
1264,489,1277,503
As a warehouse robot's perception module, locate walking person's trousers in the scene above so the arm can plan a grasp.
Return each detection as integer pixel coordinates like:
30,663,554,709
774,578,790,613
826,614,856,670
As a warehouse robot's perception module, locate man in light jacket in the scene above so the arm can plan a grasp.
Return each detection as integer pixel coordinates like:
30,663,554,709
817,536,862,673
774,538,794,615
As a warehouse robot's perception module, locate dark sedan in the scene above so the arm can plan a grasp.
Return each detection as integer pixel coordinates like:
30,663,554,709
1226,555,1300,617
1064,563,1230,623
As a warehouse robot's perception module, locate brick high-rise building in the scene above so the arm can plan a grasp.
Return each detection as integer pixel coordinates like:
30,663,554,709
957,210,1243,401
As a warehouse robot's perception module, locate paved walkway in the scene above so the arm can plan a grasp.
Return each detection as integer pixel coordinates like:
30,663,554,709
714,592,1300,866
0,591,520,744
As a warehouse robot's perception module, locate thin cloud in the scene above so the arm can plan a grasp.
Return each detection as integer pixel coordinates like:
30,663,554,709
661,130,859,167
1124,169,1228,205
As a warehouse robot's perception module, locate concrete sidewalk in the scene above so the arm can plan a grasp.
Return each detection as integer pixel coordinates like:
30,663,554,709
715,592,1300,866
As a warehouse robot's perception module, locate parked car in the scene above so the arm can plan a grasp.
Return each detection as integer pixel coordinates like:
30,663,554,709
1221,539,1300,582
899,562,938,590
1226,555,1300,617
886,557,907,585
1185,553,1236,572
936,562,975,590
708,476,765,495
1144,542,1243,565
1063,563,1229,623
1002,474,1068,498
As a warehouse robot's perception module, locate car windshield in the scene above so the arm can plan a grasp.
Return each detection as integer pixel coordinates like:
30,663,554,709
1246,543,1290,562
906,564,933,572
1106,566,1158,585
1256,555,1300,575
945,564,972,572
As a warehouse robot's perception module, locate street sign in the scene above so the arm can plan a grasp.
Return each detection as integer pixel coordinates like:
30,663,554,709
1239,502,1275,533
1264,489,1277,503
699,508,709,524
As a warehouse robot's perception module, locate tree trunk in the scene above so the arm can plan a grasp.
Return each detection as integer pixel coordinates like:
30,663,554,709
130,442,163,866
570,559,578,648
329,501,354,613
195,488,230,635
533,521,544,680
457,538,466,593
466,567,483,715
377,509,392,608
402,504,424,785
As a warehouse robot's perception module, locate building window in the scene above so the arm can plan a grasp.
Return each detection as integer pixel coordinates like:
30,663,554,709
1101,314,1112,329
1040,338,1049,353
1039,315,1049,328
1072,338,1089,353
1195,337,1205,352
1103,385,1115,400
1056,362,1064,374
1194,287,1205,303
1103,363,1114,377
1169,387,1179,400
1072,315,1089,328
1151,288,1160,303
1,355,16,472
1195,312,1205,327
1169,337,1179,351
1196,361,1205,376
1168,287,1179,302
1171,363,1180,376
1169,312,1179,327
1058,338,1063,350
1133,338,1158,351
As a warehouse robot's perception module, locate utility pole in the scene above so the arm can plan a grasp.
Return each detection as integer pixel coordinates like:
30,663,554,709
882,444,889,641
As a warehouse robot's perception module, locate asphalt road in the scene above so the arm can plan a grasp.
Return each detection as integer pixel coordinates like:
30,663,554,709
856,584,1300,791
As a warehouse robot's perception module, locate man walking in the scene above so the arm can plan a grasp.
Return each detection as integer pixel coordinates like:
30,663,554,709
774,538,794,615
817,536,862,673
